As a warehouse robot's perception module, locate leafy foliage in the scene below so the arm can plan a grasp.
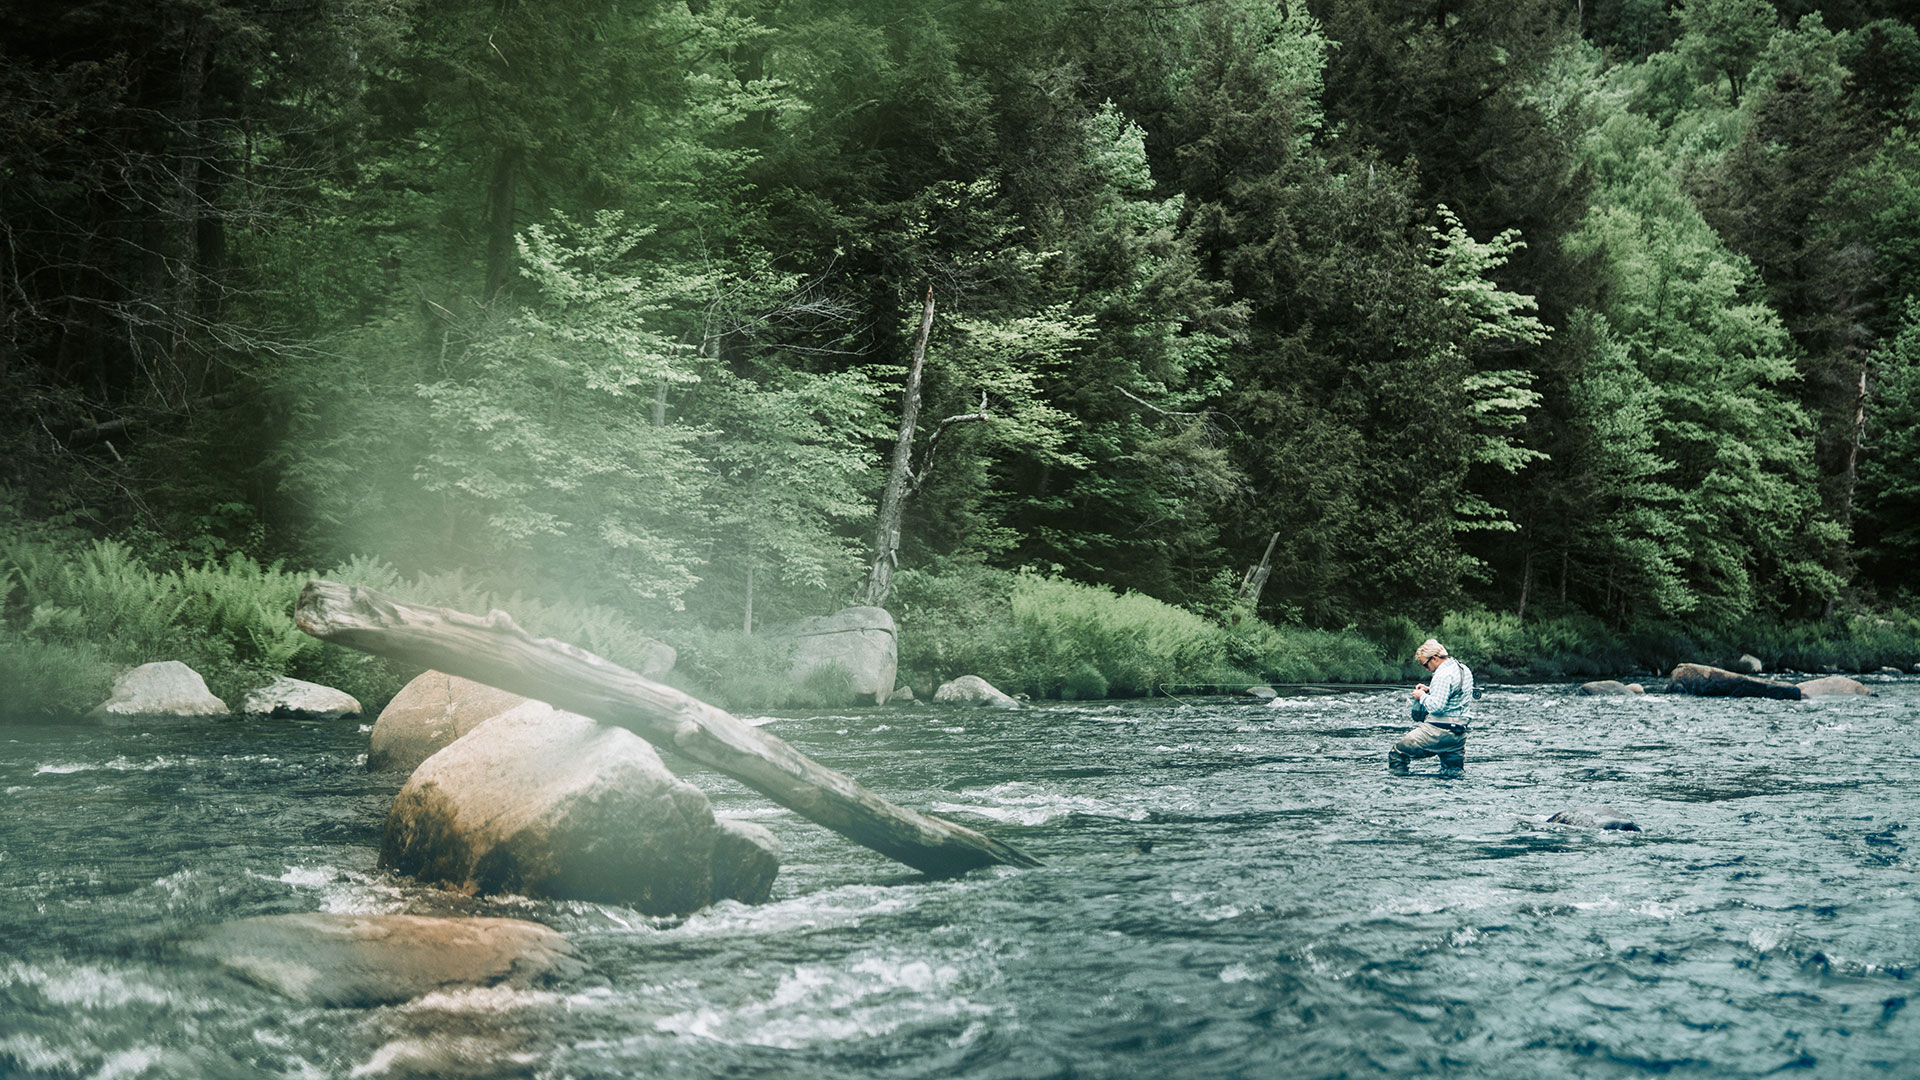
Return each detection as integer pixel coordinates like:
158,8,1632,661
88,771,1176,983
5,0,1920,691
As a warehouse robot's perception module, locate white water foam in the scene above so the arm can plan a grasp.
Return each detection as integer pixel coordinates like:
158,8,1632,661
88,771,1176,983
1,960,177,1010
661,882,926,939
932,780,1149,826
34,755,185,775
266,865,407,914
651,950,1002,1049
399,984,566,1014
350,1035,540,1079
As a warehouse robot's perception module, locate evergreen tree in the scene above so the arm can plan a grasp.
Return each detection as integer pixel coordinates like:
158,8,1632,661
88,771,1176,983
1569,109,1836,620
1855,297,1920,593
1697,19,1875,606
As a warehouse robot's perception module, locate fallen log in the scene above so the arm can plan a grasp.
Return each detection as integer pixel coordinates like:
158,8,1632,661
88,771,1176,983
295,580,1039,876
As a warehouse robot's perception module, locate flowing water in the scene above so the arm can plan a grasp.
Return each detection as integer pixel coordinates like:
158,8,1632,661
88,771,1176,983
3,680,1917,1079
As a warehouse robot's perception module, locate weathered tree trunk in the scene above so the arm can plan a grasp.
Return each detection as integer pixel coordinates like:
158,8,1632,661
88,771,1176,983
864,285,937,608
1516,547,1533,622
1829,364,1869,619
1237,532,1281,606
296,580,1038,876
483,147,522,303
742,558,755,636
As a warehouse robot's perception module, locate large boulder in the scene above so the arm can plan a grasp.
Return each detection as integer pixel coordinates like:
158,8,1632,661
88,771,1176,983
1577,680,1644,696
240,676,361,720
934,675,1021,709
381,701,728,915
90,661,229,718
179,912,581,1007
368,671,529,773
710,818,780,905
1797,674,1875,697
784,606,898,705
1668,663,1803,700
1735,653,1765,674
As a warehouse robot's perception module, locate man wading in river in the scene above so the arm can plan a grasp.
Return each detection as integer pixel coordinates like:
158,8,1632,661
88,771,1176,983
1388,638,1473,778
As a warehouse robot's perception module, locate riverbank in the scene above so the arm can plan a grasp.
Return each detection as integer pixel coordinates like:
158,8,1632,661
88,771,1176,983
3,535,1917,721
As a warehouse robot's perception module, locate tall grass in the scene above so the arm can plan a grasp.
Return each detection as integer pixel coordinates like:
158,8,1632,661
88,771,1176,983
0,537,415,716
896,570,1395,699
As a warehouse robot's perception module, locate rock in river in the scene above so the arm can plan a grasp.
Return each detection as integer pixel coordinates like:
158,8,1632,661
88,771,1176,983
1577,680,1643,696
90,661,229,718
783,606,898,705
381,701,756,915
710,818,781,906
368,671,529,773
180,912,583,1007
1796,674,1874,697
934,675,1021,709
240,676,361,719
1668,663,1802,700
1547,806,1641,831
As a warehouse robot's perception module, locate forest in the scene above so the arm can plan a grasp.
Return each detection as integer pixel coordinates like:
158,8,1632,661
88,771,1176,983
4,0,1920,711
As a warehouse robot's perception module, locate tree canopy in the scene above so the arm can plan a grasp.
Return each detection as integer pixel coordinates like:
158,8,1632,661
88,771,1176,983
5,0,1918,633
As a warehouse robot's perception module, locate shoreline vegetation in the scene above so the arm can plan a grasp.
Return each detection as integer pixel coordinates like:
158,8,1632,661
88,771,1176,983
5,534,1915,722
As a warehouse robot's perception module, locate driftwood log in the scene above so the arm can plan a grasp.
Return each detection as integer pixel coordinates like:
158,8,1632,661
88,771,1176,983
295,580,1039,876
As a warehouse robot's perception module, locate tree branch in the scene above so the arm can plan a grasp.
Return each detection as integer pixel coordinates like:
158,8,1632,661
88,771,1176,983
906,392,991,499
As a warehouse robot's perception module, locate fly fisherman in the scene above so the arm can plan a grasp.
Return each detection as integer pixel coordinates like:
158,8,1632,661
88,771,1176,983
1388,638,1473,778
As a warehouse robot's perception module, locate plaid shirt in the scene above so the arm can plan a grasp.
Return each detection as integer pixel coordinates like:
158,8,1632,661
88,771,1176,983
1420,658,1475,726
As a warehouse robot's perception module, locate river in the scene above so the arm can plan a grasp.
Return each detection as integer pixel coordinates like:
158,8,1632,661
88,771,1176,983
2,679,1916,1078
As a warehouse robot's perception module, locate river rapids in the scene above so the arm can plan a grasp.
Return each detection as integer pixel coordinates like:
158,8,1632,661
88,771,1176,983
2,679,1916,1078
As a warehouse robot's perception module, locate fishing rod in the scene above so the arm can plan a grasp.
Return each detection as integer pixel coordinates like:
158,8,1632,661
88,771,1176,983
1153,682,1411,696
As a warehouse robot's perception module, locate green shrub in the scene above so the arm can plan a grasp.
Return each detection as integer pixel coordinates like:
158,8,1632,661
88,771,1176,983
1009,574,1227,697
0,630,115,720
1221,619,1394,684
656,623,803,712
892,564,1024,693
796,661,859,708
901,570,1395,699
1060,662,1109,700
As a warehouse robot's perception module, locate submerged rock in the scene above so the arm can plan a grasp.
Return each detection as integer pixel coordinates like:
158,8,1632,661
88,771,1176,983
179,912,582,1007
1668,663,1802,700
934,675,1021,709
783,606,898,705
1547,806,1641,832
1796,674,1875,697
90,661,229,718
1577,680,1643,696
241,676,361,719
382,701,748,914
368,671,529,773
